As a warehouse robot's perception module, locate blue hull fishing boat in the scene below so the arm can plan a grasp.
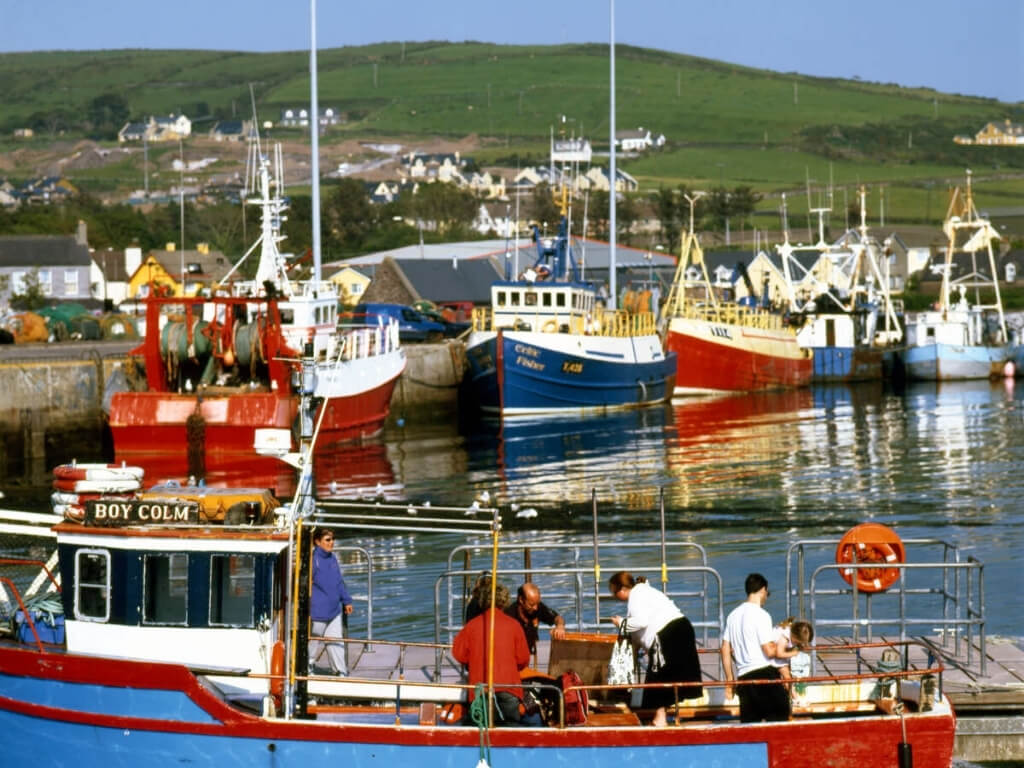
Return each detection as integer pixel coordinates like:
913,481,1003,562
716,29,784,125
0,476,959,768
464,189,674,415
903,172,1014,381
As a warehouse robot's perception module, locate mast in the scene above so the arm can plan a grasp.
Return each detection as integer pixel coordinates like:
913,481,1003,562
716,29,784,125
310,0,322,282
608,0,617,309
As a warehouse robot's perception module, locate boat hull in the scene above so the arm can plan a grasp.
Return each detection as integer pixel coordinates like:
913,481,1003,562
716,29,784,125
664,316,811,395
465,330,676,415
314,349,406,442
109,351,405,455
809,346,884,382
109,391,297,456
903,343,1012,381
0,645,955,768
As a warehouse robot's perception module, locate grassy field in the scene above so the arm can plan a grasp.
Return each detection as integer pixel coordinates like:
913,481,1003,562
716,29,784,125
1,42,1022,228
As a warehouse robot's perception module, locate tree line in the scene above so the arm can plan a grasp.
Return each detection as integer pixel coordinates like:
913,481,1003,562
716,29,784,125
0,179,762,270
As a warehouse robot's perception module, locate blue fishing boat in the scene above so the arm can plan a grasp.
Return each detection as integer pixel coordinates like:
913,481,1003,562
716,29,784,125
463,189,675,415
0,465,959,768
903,172,1014,381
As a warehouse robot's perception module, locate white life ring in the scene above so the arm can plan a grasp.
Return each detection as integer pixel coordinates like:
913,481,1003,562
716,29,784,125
52,477,142,494
52,463,145,482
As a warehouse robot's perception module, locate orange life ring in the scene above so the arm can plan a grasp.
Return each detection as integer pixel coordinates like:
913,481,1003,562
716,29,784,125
269,640,285,709
835,523,905,593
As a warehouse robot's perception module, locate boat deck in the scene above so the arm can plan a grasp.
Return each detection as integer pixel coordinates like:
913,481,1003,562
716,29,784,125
307,630,1024,716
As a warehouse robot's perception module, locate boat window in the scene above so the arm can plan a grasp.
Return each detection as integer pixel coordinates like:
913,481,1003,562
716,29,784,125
510,292,520,307
74,549,110,622
315,306,322,324
143,553,188,625
280,309,294,324
556,293,566,308
542,293,552,307
209,554,255,627
524,292,538,307
496,291,507,307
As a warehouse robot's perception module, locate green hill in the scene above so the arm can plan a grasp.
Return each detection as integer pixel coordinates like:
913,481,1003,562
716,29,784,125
2,41,1024,221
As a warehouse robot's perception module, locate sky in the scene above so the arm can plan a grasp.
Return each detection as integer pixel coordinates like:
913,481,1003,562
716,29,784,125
2,0,1022,103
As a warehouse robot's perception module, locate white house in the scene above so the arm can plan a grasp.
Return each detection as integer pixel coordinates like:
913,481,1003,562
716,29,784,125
615,127,665,152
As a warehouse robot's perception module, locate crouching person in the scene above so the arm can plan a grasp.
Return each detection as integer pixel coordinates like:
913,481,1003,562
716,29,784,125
453,576,544,727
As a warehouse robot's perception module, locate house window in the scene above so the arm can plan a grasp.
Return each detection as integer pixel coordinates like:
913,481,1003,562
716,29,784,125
351,283,363,295
1006,263,1017,283
64,269,78,295
38,269,52,296
143,553,188,625
209,554,255,627
11,271,26,294
75,549,110,621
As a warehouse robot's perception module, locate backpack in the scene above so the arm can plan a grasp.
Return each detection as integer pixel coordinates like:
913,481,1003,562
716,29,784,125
559,670,589,725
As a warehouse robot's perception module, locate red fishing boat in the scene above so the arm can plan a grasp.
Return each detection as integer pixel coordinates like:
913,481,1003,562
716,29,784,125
662,201,811,395
107,145,405,463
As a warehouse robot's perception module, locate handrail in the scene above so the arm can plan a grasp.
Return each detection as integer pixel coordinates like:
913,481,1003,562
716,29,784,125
786,537,986,676
433,563,723,682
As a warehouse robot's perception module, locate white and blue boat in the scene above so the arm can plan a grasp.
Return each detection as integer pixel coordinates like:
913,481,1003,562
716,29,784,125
463,193,675,415
903,172,1014,381
777,193,902,382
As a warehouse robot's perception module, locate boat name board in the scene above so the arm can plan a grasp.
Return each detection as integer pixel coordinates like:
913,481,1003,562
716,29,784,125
514,343,545,371
84,500,201,526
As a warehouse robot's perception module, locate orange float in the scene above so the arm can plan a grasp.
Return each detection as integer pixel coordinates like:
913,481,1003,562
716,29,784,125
835,522,906,593
269,640,285,710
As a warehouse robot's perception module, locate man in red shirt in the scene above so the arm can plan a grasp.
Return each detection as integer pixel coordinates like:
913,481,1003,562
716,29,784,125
453,578,541,726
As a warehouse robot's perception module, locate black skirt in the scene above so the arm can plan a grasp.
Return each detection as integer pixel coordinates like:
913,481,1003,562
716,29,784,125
643,615,703,709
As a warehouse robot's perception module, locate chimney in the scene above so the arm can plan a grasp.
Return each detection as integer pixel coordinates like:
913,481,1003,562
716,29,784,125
75,219,88,246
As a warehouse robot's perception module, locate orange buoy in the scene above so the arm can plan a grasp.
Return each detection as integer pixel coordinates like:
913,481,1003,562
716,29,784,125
835,522,905,593
269,640,285,709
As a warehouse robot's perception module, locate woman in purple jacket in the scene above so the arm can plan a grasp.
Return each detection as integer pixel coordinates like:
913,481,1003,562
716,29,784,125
309,527,352,676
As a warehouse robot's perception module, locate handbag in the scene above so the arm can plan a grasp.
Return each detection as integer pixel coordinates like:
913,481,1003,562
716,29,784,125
607,620,638,687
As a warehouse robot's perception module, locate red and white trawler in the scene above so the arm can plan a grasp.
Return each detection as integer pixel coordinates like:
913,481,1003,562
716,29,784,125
662,195,811,395
107,144,405,462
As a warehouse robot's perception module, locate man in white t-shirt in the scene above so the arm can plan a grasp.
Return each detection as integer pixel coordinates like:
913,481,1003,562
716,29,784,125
721,573,790,722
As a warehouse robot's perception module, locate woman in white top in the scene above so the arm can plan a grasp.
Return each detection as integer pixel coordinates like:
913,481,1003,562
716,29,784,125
609,571,702,727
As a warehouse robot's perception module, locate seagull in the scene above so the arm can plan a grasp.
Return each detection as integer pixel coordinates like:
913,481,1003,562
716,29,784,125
509,502,520,512
464,500,482,516
515,507,538,520
374,482,385,498
329,480,339,494
475,490,491,505
406,504,418,516
422,500,431,507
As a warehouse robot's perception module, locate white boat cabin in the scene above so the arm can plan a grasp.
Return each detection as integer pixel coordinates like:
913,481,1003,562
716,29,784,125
905,304,1005,349
56,517,287,697
490,280,597,333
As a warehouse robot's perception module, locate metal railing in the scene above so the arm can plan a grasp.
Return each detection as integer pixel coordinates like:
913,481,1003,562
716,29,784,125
785,537,986,675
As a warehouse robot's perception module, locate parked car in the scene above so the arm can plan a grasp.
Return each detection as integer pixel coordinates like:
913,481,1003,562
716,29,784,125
412,300,471,338
348,303,446,343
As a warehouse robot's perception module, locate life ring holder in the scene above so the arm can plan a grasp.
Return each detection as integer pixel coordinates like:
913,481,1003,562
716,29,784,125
835,522,905,593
